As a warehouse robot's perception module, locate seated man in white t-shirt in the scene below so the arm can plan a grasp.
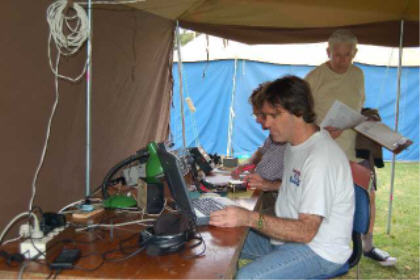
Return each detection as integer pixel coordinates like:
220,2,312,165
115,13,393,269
210,76,355,279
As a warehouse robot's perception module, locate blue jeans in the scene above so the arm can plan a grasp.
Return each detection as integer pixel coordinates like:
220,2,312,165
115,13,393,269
236,230,343,279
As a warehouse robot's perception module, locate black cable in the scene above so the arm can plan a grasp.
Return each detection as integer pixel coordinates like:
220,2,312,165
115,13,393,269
70,229,107,244
181,231,206,259
117,232,140,255
52,269,62,279
102,245,145,263
90,176,124,197
45,269,54,279
72,251,105,272
0,250,24,267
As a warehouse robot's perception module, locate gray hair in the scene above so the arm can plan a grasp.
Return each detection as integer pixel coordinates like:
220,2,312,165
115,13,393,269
328,29,358,50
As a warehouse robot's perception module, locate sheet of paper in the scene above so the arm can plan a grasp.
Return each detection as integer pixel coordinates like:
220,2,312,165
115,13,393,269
204,173,245,185
320,100,366,130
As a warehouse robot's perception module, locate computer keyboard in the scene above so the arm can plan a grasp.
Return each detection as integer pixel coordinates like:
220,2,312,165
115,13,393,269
191,197,224,216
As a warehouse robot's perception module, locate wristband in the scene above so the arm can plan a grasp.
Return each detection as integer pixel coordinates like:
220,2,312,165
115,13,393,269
257,213,264,230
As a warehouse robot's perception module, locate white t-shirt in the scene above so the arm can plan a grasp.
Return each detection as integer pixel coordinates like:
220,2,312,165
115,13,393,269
273,129,354,264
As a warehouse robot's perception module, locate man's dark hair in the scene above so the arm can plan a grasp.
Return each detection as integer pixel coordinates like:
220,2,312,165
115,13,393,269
262,76,316,123
249,82,269,110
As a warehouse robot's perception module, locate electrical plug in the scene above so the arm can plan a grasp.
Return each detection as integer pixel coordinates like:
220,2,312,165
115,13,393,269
19,224,31,238
30,214,44,239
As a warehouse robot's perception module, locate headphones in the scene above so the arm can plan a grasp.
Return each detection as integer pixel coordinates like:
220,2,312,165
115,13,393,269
139,212,196,256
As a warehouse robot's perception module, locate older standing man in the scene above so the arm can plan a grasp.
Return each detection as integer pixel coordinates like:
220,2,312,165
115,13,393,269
305,29,396,266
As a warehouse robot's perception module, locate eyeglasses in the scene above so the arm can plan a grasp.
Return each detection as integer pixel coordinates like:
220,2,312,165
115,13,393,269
251,112,264,119
252,112,282,120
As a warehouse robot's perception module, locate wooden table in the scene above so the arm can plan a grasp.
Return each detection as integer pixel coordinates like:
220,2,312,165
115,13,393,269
0,190,260,279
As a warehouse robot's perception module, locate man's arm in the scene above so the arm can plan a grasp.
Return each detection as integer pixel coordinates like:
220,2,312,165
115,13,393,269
249,211,322,243
245,173,281,191
209,207,322,244
231,148,263,178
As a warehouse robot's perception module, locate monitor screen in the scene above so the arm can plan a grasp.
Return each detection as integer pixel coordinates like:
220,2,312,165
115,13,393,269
156,144,196,220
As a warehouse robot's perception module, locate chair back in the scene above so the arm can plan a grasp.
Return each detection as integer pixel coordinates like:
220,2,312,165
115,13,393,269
350,161,371,234
347,162,371,268
353,185,370,234
350,161,371,191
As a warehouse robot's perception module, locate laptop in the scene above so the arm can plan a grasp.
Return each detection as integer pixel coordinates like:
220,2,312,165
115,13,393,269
156,144,235,226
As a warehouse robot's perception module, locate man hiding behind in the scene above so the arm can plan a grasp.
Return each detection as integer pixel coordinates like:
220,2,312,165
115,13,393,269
231,82,285,191
210,76,354,279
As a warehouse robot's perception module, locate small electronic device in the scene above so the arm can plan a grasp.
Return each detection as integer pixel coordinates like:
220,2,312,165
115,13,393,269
222,157,238,167
41,212,66,234
49,248,81,270
156,144,235,226
188,147,213,175
228,180,247,192
122,164,146,186
137,180,164,214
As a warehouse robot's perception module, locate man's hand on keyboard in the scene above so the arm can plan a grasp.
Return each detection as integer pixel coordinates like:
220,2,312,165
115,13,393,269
209,206,250,228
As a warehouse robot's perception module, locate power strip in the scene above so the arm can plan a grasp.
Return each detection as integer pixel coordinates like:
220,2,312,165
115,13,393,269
19,226,74,260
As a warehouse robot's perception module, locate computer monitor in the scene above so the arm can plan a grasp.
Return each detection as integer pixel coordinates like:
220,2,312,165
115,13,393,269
156,144,196,221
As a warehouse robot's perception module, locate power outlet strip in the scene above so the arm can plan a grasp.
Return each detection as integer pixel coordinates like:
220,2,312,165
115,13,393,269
19,226,74,260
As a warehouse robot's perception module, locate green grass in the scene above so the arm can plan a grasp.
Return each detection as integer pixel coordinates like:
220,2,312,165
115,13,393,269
340,162,419,279
239,162,420,279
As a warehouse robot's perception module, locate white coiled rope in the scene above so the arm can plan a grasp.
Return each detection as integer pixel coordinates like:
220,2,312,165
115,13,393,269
46,0,146,81
47,0,89,82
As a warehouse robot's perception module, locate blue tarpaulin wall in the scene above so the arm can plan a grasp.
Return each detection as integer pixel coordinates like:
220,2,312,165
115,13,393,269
171,60,419,161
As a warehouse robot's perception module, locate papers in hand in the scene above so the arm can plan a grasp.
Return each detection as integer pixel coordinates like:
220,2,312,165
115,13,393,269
320,101,367,130
321,100,412,154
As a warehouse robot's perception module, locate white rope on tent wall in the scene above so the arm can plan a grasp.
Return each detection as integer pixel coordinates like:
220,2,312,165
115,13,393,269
47,0,90,82
30,0,90,211
28,0,146,212
183,76,201,148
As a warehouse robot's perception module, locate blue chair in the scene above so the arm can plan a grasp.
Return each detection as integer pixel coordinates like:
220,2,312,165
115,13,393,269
317,162,371,279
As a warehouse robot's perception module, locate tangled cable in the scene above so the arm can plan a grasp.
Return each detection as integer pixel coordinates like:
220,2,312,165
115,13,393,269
46,0,146,81
46,0,90,82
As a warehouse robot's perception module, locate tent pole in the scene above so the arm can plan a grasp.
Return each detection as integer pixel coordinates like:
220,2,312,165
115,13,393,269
175,21,186,148
85,0,93,200
226,58,238,156
386,19,404,234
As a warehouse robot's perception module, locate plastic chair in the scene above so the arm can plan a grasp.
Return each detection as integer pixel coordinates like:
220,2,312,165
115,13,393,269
317,162,371,279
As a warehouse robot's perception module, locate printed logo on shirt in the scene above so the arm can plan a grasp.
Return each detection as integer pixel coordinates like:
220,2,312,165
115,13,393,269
289,168,301,187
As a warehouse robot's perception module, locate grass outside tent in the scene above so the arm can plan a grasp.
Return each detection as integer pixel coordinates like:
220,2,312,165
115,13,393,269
339,162,419,279
239,162,419,279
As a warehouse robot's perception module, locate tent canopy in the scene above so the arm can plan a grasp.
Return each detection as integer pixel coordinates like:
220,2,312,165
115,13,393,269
129,0,419,47
173,34,420,66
